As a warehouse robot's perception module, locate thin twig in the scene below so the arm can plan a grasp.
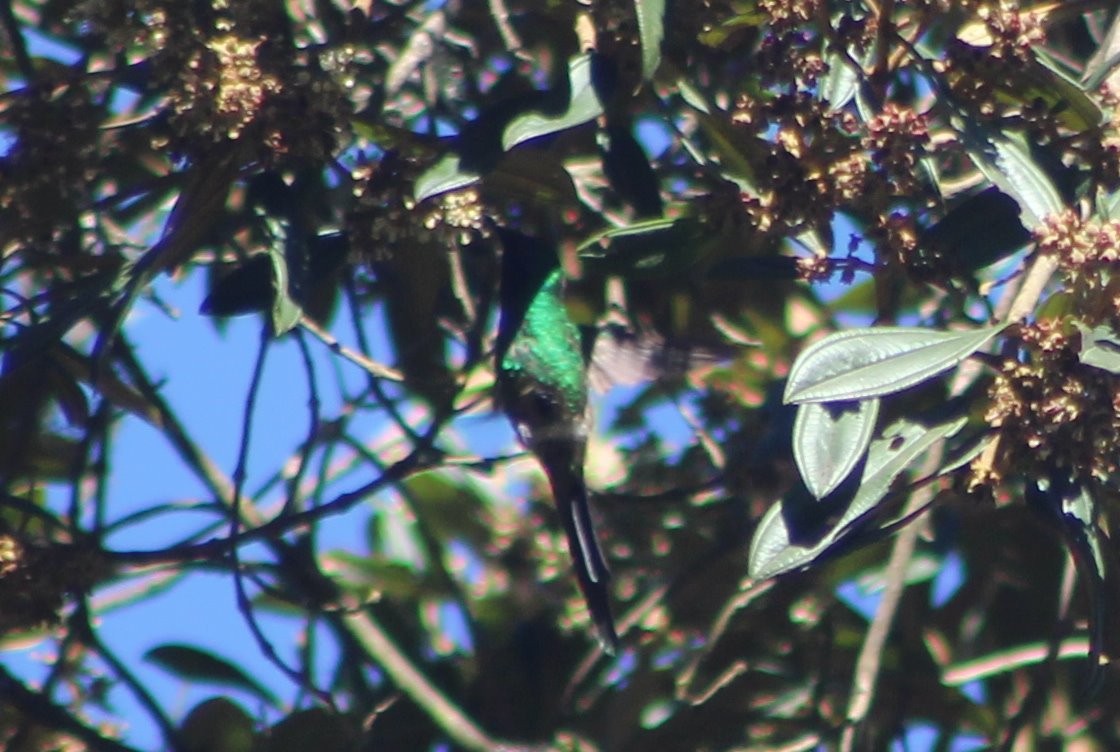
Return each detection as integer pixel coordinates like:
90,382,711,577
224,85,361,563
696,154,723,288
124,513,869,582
282,329,322,516
74,604,180,749
228,327,321,696
675,577,774,703
0,0,35,82
488,0,531,63
341,610,520,752
106,446,435,566
970,252,1060,484
0,664,142,752
839,447,941,752
300,313,403,382
841,246,1060,747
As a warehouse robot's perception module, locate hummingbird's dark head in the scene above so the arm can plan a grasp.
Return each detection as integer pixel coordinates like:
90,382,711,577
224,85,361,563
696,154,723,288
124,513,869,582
507,381,588,449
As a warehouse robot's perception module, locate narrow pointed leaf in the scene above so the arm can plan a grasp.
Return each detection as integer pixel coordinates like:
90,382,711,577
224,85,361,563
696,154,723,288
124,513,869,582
784,325,1002,404
793,398,879,499
415,153,481,202
820,51,859,111
749,416,966,580
146,643,279,707
635,0,665,80
1026,476,1108,679
850,416,965,523
1076,322,1120,374
502,55,603,151
268,243,303,336
1061,484,1107,579
1020,51,1103,132
967,132,1063,229
1083,9,1120,90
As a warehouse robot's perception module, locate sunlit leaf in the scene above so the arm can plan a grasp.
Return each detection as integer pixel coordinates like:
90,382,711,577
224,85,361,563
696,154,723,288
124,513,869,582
784,325,1003,404
415,153,481,202
749,416,966,580
1076,322,1120,374
502,55,603,151
1083,13,1120,91
268,241,302,336
967,132,1064,229
792,398,879,499
820,40,871,112
635,0,665,80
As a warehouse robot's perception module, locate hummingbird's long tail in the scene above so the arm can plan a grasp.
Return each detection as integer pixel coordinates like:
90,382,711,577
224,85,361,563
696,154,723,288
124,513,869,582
544,456,620,654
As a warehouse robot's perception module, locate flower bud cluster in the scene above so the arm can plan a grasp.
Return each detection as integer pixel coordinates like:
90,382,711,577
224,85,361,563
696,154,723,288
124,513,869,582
982,321,1120,485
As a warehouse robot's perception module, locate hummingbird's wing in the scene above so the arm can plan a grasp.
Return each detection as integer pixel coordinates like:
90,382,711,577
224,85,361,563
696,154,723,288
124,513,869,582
537,443,619,654
588,319,740,393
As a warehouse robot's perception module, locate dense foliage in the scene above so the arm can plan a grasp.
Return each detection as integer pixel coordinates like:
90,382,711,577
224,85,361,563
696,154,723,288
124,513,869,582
5,1,1120,750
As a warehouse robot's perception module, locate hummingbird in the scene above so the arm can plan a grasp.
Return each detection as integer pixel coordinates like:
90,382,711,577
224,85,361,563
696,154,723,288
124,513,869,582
495,228,619,654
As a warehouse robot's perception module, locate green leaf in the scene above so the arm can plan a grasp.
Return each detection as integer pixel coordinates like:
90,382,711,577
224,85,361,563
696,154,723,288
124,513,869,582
697,10,766,47
853,417,964,520
635,0,665,80
1015,51,1103,132
415,153,481,202
266,708,358,752
690,108,763,188
268,242,303,336
1026,475,1108,679
820,40,872,112
579,215,709,276
350,117,441,158
784,325,1003,404
483,149,579,206
179,698,255,752
402,470,493,547
792,398,879,500
323,552,437,599
852,551,945,595
1096,186,1120,221
146,644,279,707
502,55,603,151
968,132,1064,229
1076,322,1120,374
1060,483,1106,578
749,416,966,581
